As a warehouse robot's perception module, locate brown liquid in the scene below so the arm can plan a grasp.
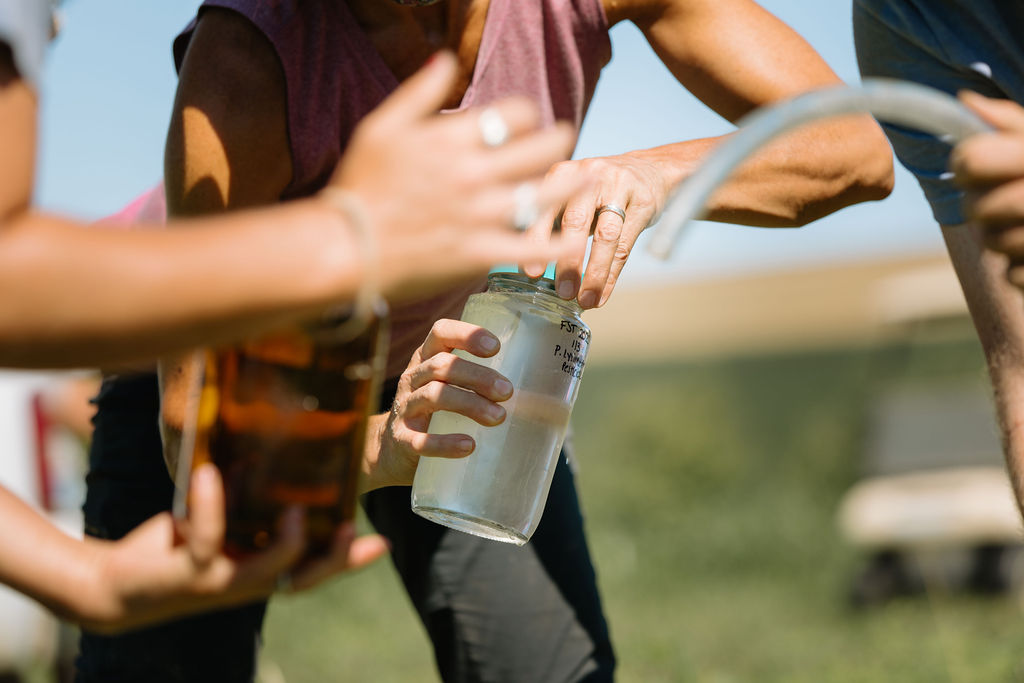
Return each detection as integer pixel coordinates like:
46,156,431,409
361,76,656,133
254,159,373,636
191,311,387,559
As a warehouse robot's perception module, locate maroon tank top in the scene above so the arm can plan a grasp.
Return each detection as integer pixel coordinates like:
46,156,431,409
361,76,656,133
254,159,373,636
174,0,610,376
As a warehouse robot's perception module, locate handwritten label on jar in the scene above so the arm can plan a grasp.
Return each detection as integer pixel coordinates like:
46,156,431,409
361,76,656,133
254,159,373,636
553,319,590,378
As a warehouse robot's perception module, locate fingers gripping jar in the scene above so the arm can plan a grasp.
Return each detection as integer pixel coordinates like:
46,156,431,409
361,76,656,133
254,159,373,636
166,302,389,559
411,273,590,545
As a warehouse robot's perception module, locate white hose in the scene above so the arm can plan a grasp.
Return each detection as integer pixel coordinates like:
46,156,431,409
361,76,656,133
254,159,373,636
646,78,993,260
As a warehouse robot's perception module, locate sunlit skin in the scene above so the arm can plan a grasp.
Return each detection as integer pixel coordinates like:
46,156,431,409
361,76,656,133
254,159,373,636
163,0,893,479
939,92,1024,516
0,26,584,631
338,0,893,309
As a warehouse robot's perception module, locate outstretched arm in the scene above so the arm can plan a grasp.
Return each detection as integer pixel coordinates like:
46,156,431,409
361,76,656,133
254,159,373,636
0,44,361,368
0,39,577,369
0,465,388,634
623,0,892,223
528,0,893,308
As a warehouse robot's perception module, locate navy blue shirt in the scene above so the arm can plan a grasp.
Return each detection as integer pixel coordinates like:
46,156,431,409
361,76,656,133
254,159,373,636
855,0,1024,226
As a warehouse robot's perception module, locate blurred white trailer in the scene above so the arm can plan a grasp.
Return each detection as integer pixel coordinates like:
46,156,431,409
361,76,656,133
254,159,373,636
838,264,1024,605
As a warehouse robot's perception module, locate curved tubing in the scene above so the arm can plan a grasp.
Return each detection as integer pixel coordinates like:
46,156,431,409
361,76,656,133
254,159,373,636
646,78,993,260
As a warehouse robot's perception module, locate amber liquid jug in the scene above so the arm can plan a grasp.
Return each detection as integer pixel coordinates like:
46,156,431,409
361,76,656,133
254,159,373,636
166,302,388,558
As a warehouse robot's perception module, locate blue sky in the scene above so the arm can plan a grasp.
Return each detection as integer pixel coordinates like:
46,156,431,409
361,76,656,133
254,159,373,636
35,0,942,287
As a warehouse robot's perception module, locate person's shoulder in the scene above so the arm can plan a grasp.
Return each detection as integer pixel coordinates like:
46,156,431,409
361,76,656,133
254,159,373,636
183,7,283,91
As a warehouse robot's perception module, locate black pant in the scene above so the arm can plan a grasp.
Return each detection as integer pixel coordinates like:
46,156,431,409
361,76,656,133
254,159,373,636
76,374,266,683
76,374,615,682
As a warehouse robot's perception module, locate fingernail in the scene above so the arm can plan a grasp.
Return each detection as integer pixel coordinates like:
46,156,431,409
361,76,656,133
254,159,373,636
195,463,217,487
479,335,499,353
493,378,513,397
578,291,596,308
456,437,474,453
557,280,574,299
487,404,506,423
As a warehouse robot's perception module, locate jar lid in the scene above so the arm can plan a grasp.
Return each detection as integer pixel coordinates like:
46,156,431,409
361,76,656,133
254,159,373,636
486,273,583,315
487,272,557,293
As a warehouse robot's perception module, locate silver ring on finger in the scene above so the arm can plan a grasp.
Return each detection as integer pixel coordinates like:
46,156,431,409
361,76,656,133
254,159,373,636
596,203,626,222
275,571,293,594
477,107,510,148
512,183,539,232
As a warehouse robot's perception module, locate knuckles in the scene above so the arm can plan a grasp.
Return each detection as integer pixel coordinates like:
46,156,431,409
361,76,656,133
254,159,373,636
629,189,659,216
593,219,622,243
425,353,458,380
574,157,614,176
428,319,454,339
613,241,633,262
421,381,446,405
560,206,593,231
545,159,577,180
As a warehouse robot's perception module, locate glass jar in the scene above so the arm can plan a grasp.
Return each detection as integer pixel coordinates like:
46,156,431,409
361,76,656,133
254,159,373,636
167,300,389,559
411,273,590,545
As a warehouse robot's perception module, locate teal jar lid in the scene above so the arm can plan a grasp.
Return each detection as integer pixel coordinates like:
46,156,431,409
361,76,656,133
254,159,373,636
488,263,557,279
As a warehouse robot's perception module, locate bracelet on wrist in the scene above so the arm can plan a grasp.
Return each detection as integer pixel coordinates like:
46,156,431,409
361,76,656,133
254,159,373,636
319,188,381,341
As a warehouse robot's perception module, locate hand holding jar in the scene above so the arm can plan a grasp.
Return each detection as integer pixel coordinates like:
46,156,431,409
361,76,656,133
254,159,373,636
366,319,515,490
412,274,592,545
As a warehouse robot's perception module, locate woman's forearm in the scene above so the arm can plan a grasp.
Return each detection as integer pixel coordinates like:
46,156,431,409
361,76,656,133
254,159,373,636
623,0,893,229
0,486,107,624
631,115,893,228
0,198,362,369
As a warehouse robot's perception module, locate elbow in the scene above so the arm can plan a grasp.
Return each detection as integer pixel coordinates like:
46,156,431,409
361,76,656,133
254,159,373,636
788,121,895,227
850,120,896,202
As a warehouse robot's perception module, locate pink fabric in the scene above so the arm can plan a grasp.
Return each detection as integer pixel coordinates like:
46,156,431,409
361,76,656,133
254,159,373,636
173,0,611,376
99,182,166,227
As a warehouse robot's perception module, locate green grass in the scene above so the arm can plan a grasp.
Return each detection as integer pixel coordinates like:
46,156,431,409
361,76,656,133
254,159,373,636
257,338,1024,681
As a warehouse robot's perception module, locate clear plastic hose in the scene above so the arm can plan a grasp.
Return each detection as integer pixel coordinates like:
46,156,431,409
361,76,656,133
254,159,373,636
646,78,993,260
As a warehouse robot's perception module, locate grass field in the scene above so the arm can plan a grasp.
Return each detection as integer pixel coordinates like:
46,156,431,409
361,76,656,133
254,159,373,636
253,336,1024,682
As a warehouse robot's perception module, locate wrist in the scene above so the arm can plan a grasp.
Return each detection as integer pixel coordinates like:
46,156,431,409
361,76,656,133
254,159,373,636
66,537,126,633
360,413,390,494
295,194,367,311
317,187,379,299
628,142,705,197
